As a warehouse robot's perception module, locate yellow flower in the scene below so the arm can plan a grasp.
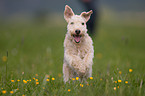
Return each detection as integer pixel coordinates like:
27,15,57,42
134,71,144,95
68,89,71,92
114,87,116,90
119,71,122,75
129,69,133,72
23,80,27,84
2,56,7,62
11,80,14,82
36,82,39,85
118,80,122,83
10,91,14,94
46,79,50,81
35,79,38,82
33,78,35,80
80,84,84,87
35,74,38,76
76,77,79,80
125,81,128,84
52,78,55,81
2,90,6,94
81,84,84,87
17,79,20,82
29,79,31,82
100,78,102,81
42,87,45,89
22,95,25,96
114,81,117,83
90,77,93,80
86,83,89,86
117,86,119,88
72,78,75,81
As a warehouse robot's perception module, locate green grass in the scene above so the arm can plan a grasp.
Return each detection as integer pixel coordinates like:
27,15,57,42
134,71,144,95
0,17,145,96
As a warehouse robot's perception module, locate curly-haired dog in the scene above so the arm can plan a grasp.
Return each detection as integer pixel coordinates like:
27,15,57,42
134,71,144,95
63,5,94,83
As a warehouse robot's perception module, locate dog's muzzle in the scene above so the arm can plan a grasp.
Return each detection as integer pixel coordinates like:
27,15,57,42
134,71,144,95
72,30,82,43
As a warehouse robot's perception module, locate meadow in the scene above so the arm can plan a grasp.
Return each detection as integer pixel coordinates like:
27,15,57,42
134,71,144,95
0,14,145,96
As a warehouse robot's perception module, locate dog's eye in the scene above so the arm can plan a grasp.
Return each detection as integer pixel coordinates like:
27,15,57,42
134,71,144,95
70,22,74,25
82,22,84,25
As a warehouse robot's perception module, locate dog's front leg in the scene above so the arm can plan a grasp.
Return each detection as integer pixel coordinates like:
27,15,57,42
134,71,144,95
64,51,86,74
83,52,94,70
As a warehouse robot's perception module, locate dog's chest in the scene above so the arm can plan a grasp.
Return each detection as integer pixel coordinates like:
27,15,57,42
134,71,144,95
75,46,89,59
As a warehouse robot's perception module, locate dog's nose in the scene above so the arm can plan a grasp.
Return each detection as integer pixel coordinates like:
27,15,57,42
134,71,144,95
75,30,81,34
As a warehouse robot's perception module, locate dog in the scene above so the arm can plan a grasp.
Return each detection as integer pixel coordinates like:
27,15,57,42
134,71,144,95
63,5,94,83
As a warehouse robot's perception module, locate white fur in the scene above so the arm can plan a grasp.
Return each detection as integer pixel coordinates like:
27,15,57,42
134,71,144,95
63,5,94,83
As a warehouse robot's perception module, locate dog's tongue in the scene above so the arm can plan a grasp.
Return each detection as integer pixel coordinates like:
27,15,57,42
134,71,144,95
74,36,81,43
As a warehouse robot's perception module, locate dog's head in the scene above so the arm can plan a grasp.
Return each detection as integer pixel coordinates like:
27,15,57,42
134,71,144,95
64,5,93,44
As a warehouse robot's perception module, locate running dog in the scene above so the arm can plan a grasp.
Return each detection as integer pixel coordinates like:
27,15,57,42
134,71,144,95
63,5,94,83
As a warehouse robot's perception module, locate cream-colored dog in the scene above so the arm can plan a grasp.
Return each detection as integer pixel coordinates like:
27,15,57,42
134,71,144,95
63,5,94,83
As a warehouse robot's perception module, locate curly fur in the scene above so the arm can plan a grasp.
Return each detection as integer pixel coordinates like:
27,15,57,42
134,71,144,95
63,5,94,83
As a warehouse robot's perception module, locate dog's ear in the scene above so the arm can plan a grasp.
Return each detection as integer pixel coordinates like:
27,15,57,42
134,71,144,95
80,10,93,22
64,5,74,22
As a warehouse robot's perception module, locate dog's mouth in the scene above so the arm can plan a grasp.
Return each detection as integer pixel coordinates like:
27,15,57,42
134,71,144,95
73,34,82,43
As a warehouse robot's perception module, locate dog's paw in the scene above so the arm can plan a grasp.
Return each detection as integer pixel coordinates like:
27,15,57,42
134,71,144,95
79,66,86,74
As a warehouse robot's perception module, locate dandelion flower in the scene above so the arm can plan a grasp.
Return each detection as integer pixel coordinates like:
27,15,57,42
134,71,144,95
17,79,20,82
68,89,71,92
100,78,102,81
35,79,38,82
72,78,75,81
76,77,79,80
125,81,128,84
23,80,27,84
35,74,38,76
11,80,14,82
117,86,119,88
33,78,35,80
52,78,55,81
22,95,25,96
10,91,14,94
118,80,122,83
86,83,89,86
46,79,49,81
2,90,6,94
114,87,116,90
119,71,122,75
129,69,133,72
114,81,117,83
36,82,39,85
90,77,93,80
2,56,7,62
80,84,84,87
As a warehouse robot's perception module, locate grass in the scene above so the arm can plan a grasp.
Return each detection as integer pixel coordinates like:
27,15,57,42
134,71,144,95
0,15,145,96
